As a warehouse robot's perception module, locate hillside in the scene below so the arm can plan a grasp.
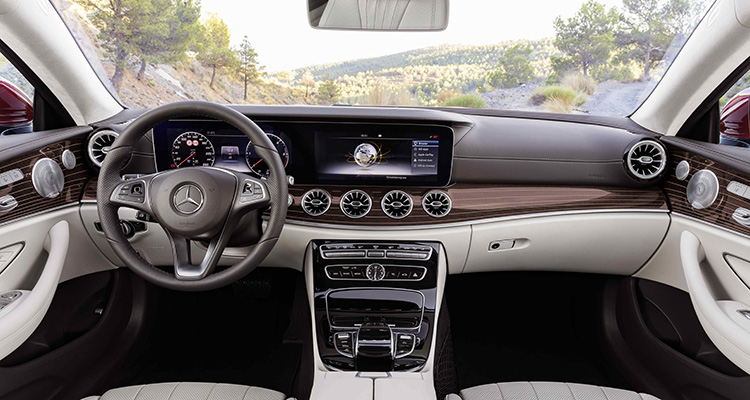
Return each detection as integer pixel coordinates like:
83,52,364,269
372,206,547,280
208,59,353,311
57,0,312,109
281,39,558,105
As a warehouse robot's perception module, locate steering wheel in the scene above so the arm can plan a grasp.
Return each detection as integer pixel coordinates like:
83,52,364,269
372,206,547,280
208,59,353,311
97,101,288,291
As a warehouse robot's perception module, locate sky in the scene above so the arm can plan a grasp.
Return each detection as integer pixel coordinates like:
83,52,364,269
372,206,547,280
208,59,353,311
199,0,623,72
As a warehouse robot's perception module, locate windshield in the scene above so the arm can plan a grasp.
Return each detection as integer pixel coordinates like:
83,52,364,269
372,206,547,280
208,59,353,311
54,0,711,116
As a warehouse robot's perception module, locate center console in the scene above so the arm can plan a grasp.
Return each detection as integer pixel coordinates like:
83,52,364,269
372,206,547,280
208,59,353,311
311,240,439,372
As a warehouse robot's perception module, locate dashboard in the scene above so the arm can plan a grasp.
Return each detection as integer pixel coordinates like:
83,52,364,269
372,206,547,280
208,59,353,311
152,120,454,187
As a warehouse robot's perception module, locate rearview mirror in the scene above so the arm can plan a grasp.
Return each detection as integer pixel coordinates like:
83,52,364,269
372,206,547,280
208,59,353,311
0,79,32,135
308,0,448,31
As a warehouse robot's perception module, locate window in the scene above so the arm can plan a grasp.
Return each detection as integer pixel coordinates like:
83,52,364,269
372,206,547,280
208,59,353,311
719,70,750,149
0,52,34,134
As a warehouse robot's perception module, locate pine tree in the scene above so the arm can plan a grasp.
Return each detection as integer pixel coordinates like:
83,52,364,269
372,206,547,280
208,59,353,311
236,36,262,100
553,1,620,77
196,14,237,88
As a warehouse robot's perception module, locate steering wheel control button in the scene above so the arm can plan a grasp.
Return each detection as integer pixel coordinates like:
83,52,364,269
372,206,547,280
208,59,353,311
173,184,204,214
240,180,266,203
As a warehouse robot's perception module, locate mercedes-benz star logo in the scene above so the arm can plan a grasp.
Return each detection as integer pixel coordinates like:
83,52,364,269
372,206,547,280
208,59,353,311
173,184,204,215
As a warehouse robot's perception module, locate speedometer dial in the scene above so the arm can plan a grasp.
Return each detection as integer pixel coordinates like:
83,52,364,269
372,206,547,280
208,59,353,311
245,133,289,177
171,132,215,168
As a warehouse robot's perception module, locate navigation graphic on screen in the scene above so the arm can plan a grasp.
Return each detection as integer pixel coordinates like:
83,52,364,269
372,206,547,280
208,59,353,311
348,142,391,168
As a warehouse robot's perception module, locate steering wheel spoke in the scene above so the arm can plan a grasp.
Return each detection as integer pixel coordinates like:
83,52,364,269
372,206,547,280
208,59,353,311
168,222,235,281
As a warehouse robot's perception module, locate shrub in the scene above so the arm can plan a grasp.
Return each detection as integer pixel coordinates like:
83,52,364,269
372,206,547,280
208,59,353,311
591,64,634,82
561,72,596,95
530,85,586,113
440,94,486,109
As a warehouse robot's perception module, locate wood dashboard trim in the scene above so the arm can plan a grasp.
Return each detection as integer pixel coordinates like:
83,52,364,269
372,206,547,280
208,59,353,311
0,140,92,226
663,149,750,236
286,184,668,227
85,181,667,227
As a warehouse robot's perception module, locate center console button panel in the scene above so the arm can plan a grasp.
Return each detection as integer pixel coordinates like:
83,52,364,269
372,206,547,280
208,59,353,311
312,240,438,373
321,243,432,261
325,264,426,281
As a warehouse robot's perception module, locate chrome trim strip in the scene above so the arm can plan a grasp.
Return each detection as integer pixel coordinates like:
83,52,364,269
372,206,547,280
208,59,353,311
288,208,669,231
672,212,750,240
0,203,79,228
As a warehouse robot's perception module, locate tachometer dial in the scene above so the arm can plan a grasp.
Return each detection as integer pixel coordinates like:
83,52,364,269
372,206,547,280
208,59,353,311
171,132,215,168
245,133,289,177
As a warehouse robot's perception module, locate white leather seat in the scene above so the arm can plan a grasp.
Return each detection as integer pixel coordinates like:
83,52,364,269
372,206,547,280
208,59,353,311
318,0,448,30
82,382,288,400
447,382,660,400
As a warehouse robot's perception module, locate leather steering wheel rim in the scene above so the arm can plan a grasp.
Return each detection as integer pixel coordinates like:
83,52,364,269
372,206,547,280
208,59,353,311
96,101,288,291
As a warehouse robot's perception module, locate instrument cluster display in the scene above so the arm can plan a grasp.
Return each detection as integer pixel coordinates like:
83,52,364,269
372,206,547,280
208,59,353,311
153,120,292,178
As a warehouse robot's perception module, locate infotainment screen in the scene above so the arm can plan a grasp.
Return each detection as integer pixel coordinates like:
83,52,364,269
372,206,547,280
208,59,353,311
313,126,451,186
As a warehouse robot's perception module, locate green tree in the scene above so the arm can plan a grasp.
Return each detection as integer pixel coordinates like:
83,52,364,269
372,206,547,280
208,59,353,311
617,0,690,79
300,71,316,97
197,14,237,88
553,1,620,77
317,78,340,104
132,0,202,80
486,44,536,88
75,0,140,89
235,36,262,100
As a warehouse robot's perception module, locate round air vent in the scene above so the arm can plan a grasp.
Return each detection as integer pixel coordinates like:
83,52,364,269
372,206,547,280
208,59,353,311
301,189,331,216
626,140,667,180
422,190,452,218
381,190,413,219
340,190,372,219
687,169,719,209
88,130,119,168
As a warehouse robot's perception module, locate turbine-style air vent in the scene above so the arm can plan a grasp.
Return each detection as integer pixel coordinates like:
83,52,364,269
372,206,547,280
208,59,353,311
88,130,119,168
627,140,667,181
422,190,452,218
381,190,413,219
301,189,331,216
340,190,372,219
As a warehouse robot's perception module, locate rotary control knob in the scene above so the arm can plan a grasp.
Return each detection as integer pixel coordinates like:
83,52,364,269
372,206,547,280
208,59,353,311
365,263,386,281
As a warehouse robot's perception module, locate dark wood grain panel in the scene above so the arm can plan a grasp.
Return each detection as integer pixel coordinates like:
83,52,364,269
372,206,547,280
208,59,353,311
0,140,93,225
287,184,667,226
664,149,750,235
85,177,667,226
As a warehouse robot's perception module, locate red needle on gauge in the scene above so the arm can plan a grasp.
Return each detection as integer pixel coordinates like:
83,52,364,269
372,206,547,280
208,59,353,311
178,151,196,167
252,159,263,168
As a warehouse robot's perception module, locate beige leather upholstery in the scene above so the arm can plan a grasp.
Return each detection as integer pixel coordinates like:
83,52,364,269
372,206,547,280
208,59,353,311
318,0,448,30
82,382,287,400
447,382,660,400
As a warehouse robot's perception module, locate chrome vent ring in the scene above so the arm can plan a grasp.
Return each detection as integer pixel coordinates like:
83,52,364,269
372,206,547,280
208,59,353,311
627,140,667,181
381,190,413,219
340,189,372,218
301,189,331,216
88,130,119,168
422,190,452,218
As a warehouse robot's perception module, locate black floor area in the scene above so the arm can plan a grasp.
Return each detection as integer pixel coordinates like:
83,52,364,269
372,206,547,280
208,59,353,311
123,268,303,396
445,272,631,391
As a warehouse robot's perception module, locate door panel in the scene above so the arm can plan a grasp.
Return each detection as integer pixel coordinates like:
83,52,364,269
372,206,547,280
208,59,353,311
681,231,750,374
